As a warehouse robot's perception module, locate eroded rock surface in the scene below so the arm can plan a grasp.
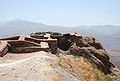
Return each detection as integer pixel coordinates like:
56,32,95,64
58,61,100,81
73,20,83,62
57,32,116,74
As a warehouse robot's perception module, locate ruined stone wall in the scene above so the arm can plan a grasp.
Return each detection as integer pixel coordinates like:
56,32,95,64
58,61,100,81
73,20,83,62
0,36,20,40
0,41,8,57
8,41,41,53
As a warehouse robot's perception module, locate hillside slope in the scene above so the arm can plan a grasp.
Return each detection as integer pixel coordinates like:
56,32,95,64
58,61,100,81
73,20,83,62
0,51,119,81
0,51,82,81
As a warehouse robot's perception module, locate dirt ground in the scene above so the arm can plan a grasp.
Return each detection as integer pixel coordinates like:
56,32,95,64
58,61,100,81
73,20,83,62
0,51,81,81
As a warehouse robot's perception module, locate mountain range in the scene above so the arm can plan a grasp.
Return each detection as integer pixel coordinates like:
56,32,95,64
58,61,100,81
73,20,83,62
0,19,120,51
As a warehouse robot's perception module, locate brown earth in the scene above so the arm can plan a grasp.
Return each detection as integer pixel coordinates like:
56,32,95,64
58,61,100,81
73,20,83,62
0,51,82,81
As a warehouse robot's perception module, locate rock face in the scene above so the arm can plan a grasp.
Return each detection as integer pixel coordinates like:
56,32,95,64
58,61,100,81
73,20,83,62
57,32,114,74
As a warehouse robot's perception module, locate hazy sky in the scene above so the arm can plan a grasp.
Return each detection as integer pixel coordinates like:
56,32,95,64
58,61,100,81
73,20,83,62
0,0,120,26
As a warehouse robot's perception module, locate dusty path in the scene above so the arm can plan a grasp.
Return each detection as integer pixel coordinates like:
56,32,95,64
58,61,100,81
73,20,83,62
0,51,81,81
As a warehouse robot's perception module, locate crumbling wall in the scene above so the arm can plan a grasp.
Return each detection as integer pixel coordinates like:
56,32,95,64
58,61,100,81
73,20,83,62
0,36,20,40
8,41,41,53
0,41,8,57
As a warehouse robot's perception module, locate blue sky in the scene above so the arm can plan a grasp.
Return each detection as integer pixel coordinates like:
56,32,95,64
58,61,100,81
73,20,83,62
0,0,120,26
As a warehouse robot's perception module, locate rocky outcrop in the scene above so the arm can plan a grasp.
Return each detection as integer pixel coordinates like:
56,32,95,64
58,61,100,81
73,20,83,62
30,32,117,74
57,32,115,74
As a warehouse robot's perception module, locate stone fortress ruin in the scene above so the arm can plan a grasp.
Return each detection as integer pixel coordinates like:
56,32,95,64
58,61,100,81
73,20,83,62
0,32,59,56
0,32,119,75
